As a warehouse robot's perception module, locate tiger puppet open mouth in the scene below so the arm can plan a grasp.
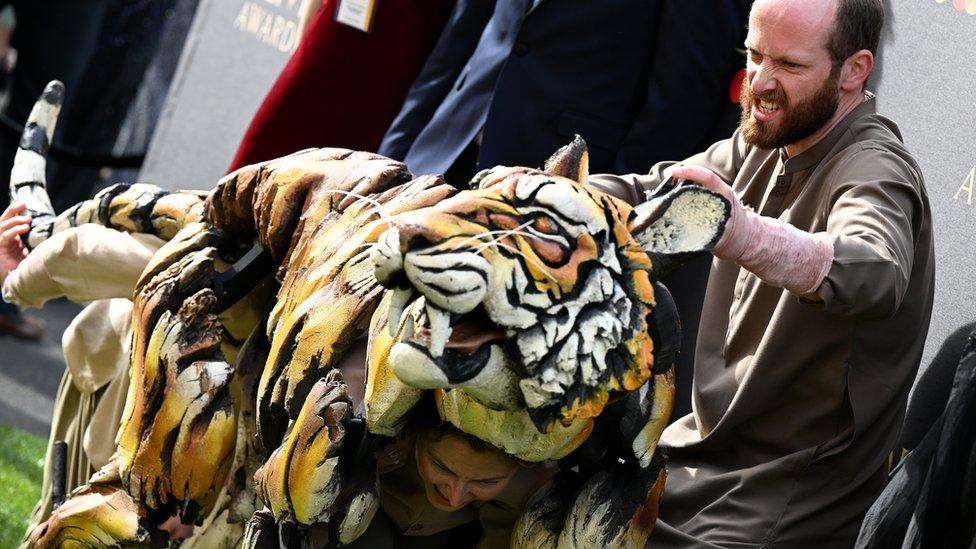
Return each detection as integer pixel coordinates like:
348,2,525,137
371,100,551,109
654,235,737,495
18,83,729,548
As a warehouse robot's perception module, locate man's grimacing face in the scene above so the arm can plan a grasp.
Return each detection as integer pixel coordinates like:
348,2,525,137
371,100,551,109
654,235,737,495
739,0,842,149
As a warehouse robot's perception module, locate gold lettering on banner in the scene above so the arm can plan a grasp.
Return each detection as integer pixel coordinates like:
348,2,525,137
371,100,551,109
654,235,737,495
954,166,975,207
233,1,300,52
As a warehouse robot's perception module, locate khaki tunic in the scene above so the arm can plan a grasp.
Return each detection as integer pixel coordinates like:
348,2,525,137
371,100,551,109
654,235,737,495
590,96,935,548
2,225,164,544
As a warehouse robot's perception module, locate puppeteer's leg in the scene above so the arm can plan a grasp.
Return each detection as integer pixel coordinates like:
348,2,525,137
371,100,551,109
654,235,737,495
21,299,134,545
22,372,95,544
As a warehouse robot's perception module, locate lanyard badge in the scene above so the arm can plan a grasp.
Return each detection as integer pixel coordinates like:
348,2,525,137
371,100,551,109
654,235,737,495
335,0,378,33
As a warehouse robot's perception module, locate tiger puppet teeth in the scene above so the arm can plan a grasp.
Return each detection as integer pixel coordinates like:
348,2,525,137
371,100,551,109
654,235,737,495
371,136,730,434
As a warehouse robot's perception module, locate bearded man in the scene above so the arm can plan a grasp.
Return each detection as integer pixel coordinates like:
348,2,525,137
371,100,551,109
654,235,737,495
591,0,934,546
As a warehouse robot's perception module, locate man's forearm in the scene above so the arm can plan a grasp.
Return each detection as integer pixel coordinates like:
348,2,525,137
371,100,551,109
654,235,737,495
715,206,834,296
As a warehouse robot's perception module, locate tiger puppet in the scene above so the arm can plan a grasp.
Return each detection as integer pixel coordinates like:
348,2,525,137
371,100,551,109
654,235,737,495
15,81,731,548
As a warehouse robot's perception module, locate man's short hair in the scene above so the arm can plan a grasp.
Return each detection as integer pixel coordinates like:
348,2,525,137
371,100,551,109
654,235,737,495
828,0,884,66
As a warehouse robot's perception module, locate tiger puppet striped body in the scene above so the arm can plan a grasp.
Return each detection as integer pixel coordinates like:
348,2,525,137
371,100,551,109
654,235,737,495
17,82,730,548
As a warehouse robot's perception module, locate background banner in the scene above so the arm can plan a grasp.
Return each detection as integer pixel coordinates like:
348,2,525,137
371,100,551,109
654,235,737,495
874,0,976,366
138,0,300,189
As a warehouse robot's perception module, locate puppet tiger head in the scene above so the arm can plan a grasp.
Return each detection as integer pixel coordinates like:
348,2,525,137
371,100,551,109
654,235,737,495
370,139,729,432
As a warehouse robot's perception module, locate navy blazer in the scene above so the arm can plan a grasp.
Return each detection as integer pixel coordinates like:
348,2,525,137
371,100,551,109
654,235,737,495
380,0,746,179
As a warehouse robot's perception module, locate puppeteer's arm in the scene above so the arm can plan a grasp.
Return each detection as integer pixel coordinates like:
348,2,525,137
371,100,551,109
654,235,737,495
588,128,752,204
811,149,924,318
2,224,164,308
662,146,923,316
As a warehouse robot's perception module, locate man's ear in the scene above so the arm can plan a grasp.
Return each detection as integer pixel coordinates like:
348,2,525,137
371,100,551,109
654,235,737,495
840,49,874,92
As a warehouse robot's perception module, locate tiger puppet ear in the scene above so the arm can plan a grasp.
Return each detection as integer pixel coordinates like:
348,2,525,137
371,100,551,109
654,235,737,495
543,134,589,184
629,177,731,281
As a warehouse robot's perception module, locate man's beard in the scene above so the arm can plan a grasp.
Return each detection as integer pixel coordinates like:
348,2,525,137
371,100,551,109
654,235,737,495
739,71,840,150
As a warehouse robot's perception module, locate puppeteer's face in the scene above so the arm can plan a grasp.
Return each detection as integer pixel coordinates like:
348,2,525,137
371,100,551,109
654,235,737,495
740,0,840,149
415,432,519,512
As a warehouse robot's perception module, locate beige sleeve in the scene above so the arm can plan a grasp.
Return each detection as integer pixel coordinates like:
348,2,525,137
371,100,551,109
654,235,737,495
588,129,750,205
63,298,134,394
1,225,165,307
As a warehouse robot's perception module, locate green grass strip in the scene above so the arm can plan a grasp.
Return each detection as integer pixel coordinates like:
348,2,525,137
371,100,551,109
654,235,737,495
0,425,46,548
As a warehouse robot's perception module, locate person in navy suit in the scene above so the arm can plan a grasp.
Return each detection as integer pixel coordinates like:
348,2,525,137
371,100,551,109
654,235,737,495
379,0,748,186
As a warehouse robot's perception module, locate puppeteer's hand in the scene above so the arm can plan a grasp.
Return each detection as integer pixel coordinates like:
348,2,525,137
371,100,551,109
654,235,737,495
668,165,833,296
668,165,751,261
0,202,30,278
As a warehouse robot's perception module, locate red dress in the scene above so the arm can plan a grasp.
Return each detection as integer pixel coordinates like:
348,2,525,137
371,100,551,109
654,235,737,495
228,0,454,171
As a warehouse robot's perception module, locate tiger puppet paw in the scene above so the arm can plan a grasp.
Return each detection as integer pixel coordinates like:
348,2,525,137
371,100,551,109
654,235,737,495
26,485,160,548
511,368,674,548
512,450,667,549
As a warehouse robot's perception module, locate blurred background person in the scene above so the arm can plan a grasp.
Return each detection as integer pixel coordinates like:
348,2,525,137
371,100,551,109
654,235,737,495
0,0,184,340
227,0,456,171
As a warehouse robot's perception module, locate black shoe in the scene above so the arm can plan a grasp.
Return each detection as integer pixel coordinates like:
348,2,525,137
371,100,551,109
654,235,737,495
0,312,44,340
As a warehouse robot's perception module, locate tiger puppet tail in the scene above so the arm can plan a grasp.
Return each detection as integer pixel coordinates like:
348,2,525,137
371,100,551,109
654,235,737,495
8,80,207,251
8,79,61,248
